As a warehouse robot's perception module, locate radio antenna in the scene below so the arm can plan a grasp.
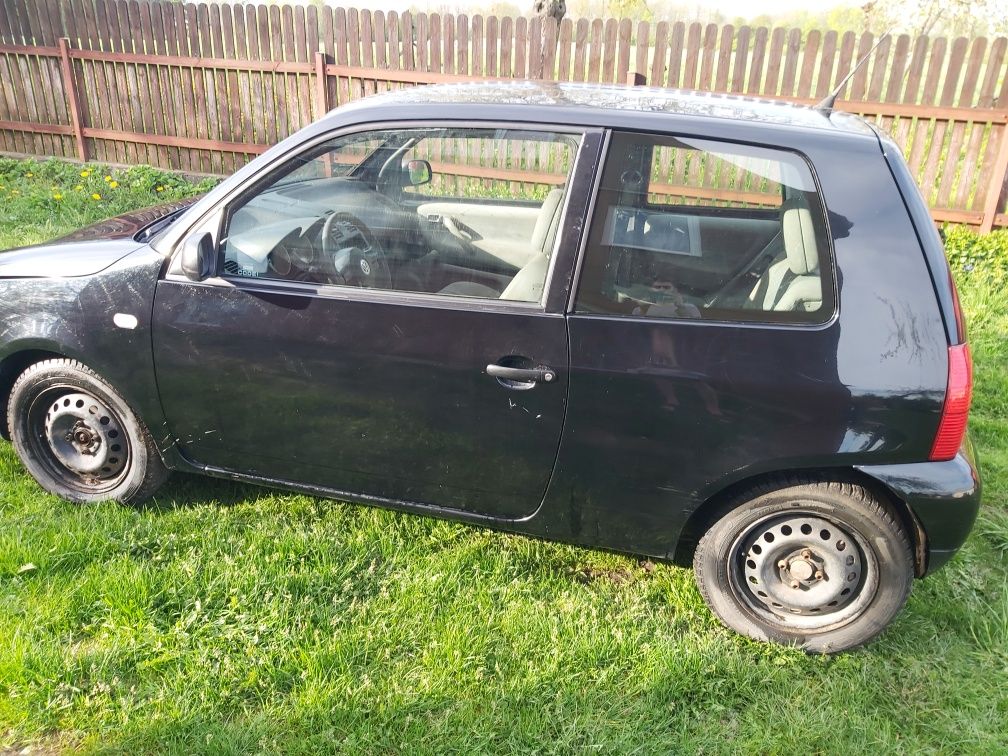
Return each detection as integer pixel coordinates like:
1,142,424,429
815,31,891,115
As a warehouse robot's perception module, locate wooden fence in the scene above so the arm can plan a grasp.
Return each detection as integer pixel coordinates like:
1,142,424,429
2,0,1008,230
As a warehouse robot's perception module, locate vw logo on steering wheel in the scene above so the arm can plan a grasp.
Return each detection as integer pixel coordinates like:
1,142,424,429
359,258,372,276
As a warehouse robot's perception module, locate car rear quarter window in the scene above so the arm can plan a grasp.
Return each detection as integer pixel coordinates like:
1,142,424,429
575,131,835,324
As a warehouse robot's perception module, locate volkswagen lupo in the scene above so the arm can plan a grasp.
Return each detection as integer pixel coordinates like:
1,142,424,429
0,83,981,652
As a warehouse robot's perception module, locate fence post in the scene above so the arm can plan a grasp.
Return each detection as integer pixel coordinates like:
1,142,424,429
980,118,1008,233
57,37,87,163
627,71,646,86
314,51,330,118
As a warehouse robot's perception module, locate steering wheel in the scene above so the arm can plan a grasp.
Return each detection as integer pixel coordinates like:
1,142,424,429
321,212,392,289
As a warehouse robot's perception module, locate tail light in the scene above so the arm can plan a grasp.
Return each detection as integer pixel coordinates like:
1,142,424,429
929,342,973,461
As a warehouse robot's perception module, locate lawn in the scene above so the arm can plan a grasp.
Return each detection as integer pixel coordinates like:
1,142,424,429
1,158,1007,754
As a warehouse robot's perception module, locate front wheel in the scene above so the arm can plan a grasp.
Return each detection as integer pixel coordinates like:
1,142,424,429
7,358,168,506
694,478,913,653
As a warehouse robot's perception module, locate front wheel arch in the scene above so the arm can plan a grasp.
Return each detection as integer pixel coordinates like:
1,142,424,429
674,469,926,576
0,349,69,441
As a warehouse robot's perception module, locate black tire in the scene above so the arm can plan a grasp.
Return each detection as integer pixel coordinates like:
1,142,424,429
7,358,168,506
694,477,913,653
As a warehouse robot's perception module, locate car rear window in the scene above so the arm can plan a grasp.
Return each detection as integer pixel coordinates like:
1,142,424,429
575,131,835,324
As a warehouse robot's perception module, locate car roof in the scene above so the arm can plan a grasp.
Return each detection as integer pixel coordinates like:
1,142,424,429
328,81,876,138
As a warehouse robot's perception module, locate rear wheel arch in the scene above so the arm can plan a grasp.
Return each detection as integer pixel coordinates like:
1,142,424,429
674,468,926,576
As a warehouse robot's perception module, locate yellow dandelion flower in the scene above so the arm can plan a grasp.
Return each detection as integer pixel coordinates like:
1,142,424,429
91,193,101,200
11,189,19,195
74,184,83,191
109,181,118,189
156,186,164,192
104,175,112,182
25,171,33,177
80,169,90,177
53,193,63,200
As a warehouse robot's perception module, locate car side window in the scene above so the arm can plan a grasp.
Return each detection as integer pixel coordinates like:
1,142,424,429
575,131,834,324
220,127,579,305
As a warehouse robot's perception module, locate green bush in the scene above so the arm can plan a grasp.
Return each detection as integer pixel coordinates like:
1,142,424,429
943,224,1008,280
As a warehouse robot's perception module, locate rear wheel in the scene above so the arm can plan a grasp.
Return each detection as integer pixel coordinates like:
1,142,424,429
694,478,913,653
7,358,168,506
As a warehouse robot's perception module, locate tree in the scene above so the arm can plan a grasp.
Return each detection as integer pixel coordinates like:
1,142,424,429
533,0,567,23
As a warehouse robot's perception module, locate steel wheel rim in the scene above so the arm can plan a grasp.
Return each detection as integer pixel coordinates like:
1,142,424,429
729,510,878,632
27,386,131,494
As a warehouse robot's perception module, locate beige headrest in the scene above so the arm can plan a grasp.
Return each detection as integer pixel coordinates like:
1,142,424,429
531,188,564,253
782,198,819,275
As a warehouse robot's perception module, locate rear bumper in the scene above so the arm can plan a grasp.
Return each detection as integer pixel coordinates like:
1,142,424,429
857,435,982,576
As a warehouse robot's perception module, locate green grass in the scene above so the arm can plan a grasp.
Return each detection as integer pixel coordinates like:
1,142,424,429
1,159,1007,754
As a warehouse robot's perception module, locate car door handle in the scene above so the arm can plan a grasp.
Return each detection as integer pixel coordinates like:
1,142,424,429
486,363,558,384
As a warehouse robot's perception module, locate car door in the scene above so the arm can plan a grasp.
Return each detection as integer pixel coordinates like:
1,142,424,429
152,124,600,519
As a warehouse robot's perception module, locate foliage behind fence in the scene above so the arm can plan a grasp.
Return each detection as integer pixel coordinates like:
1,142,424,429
2,0,1008,229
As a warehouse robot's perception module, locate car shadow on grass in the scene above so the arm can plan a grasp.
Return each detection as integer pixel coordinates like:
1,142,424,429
138,471,274,512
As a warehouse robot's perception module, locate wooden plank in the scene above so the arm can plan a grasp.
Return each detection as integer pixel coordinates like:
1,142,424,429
542,17,558,81
0,119,74,135
220,2,241,172
141,0,169,166
513,16,525,78
944,37,987,209
650,21,668,87
416,12,429,74
764,27,785,96
96,0,125,164
456,13,467,77
198,2,223,175
556,17,571,81
57,37,86,160
967,37,1007,212
633,21,648,82
81,125,269,154
746,26,767,94
600,18,617,84
779,27,801,96
360,9,376,96
714,24,732,92
269,4,288,141
666,21,685,89
980,122,1008,231
813,30,836,101
429,12,441,77
138,0,168,168
615,18,632,85
919,37,965,206
499,15,512,78
485,14,498,78
470,14,483,78
294,4,312,126
848,32,873,101
11,0,47,157
35,0,67,157
441,12,453,77
697,23,717,90
797,29,819,98
585,18,602,83
527,16,542,80
187,2,209,171
731,26,749,93
333,7,349,105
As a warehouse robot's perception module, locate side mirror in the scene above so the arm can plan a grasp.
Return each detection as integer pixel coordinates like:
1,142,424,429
402,158,432,187
180,231,214,282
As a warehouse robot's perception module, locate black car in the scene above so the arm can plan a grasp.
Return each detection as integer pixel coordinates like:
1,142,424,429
0,83,980,652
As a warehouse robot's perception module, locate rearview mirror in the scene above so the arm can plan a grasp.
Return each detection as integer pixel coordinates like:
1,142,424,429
402,158,432,187
180,231,214,282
